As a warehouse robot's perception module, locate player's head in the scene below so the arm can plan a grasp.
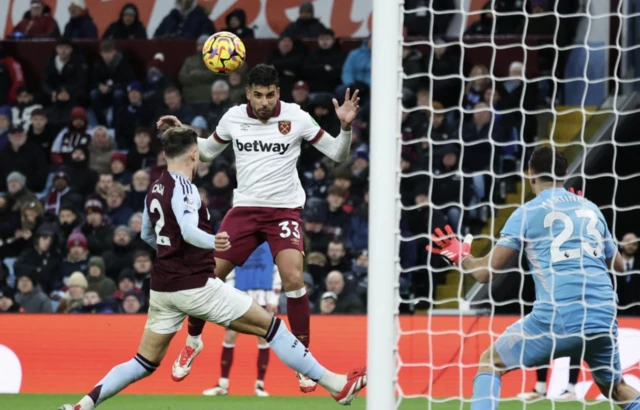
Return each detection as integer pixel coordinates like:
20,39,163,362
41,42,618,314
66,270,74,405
161,125,199,179
246,64,280,121
528,146,568,194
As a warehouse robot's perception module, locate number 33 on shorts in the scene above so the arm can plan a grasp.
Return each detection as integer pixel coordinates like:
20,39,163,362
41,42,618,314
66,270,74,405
279,221,301,239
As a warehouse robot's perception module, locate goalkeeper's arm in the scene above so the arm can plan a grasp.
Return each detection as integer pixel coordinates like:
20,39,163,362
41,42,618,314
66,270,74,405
460,245,518,284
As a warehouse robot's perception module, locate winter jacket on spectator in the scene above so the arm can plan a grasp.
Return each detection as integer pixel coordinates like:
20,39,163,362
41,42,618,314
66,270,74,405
0,105,10,150
303,162,331,200
45,172,84,216
302,38,345,93
107,202,133,227
0,49,26,105
87,256,117,300
92,51,134,93
281,14,326,39
102,240,135,281
342,40,372,87
45,90,75,131
63,10,98,39
265,37,307,102
430,151,473,209
128,172,150,212
114,98,155,151
155,99,196,128
7,185,38,213
88,127,116,174
81,214,114,257
53,243,89,293
404,0,453,37
501,78,537,144
14,223,61,294
345,202,368,252
127,148,156,174
310,94,340,137
42,50,89,101
323,271,364,314
402,47,425,92
0,285,22,312
203,99,233,131
102,3,147,40
0,198,20,245
424,44,462,108
51,107,91,166
72,299,115,314
15,273,53,313
179,47,225,104
465,2,494,35
56,203,83,249
68,146,99,197
0,135,47,193
153,2,214,39
27,112,59,155
12,3,60,38
461,115,506,173
222,9,254,38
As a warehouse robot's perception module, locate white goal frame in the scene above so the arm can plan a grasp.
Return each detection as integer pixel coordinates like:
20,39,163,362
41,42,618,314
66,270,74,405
367,0,403,409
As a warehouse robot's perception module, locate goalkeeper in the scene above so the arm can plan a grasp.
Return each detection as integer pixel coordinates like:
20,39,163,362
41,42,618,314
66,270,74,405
428,146,640,410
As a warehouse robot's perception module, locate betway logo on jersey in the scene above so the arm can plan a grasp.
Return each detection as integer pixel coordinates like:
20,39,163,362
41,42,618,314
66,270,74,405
235,139,290,155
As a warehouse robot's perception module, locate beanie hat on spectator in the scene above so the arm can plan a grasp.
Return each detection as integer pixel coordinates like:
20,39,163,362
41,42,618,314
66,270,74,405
127,81,144,93
59,202,77,216
53,169,71,183
67,271,88,289
531,0,550,9
300,2,314,14
67,231,88,251
321,291,337,301
111,152,128,168
118,270,136,284
115,225,132,236
36,222,56,237
7,171,26,188
16,270,37,287
0,105,11,120
355,151,369,162
0,285,16,302
85,198,104,215
69,0,86,9
149,53,166,72
8,123,24,134
293,80,309,91
70,106,88,122
123,289,143,304
190,116,207,130
319,27,335,38
88,256,106,276
56,36,73,47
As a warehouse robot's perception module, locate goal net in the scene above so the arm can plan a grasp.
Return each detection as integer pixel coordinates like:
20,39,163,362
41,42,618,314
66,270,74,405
368,0,640,409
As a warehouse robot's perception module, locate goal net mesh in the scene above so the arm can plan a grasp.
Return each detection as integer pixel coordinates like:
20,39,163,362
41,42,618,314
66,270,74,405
396,0,640,407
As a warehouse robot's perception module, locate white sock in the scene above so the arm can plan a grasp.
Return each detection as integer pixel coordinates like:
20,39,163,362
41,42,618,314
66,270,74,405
319,371,348,395
187,334,201,348
535,381,547,394
285,287,306,298
566,383,575,394
218,377,229,389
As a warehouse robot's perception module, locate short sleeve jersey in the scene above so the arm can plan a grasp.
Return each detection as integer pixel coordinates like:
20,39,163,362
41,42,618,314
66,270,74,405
213,101,324,208
497,187,618,334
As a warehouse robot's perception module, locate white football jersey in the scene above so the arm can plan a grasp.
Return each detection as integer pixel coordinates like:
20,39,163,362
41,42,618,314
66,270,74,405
213,101,324,208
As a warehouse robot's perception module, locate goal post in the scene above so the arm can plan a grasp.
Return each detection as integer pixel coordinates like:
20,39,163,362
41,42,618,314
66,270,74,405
367,0,403,409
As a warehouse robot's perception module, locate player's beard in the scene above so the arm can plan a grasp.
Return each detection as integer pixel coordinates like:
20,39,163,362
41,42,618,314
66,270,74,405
252,103,275,120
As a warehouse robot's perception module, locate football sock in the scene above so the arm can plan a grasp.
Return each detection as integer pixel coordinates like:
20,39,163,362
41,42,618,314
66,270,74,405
188,316,205,337
471,372,501,410
78,353,158,409
257,343,270,381
265,317,344,394
221,343,234,379
535,381,547,394
218,377,229,390
286,288,310,348
625,395,640,410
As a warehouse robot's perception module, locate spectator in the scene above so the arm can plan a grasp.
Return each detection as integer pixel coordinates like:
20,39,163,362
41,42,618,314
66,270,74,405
0,105,10,149
424,39,462,108
15,272,53,313
1,201,44,260
0,44,26,106
114,81,155,151
345,188,368,253
616,232,640,316
56,203,82,245
350,151,369,199
28,108,59,156
203,80,233,130
44,170,83,215
0,124,47,193
417,101,457,169
45,86,75,130
303,208,331,253
12,86,42,130
310,93,340,137
68,147,98,197
14,223,61,294
430,146,473,232
55,271,87,313
0,286,22,312
326,240,351,274
464,64,490,111
227,69,246,105
340,37,372,100
292,80,311,112
344,250,368,305
318,291,337,314
50,106,91,166
222,8,254,38
143,53,169,109
179,35,223,104
127,212,147,251
190,116,209,138
325,186,350,236
157,87,196,125
266,36,307,102
461,101,503,177
304,161,331,200
114,271,139,301
102,225,135,281
303,28,344,94
403,0,453,37
87,256,117,300
323,270,364,313
502,61,537,143
102,3,147,40
154,0,215,39
281,2,327,39
120,290,144,313
205,168,234,223
6,172,38,212
88,126,115,174
128,171,150,212
130,250,152,301
12,0,60,39
465,1,494,35
402,45,425,92
81,198,114,256
91,40,135,126
106,184,133,226
63,0,98,39
42,37,89,103
73,287,114,313
110,153,132,187
127,129,156,172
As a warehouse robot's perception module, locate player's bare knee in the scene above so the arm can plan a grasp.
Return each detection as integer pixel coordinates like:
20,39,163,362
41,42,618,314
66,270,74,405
224,329,238,345
477,347,506,376
281,270,304,291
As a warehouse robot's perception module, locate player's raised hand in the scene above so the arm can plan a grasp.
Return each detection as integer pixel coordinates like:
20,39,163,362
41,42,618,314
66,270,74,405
425,225,473,266
156,115,182,132
333,88,360,129
569,187,584,197
214,231,231,252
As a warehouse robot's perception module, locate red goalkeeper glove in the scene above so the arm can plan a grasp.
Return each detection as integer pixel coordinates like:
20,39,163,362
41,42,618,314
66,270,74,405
425,225,473,266
569,187,583,196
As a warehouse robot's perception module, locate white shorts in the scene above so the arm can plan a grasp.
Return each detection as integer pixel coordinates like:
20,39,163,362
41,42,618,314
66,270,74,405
145,278,253,334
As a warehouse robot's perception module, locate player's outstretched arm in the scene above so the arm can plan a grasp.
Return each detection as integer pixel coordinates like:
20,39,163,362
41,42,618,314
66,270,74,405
312,88,360,162
460,245,518,283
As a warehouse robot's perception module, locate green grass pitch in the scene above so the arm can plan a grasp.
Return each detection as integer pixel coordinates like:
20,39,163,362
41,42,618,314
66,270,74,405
1,395,618,410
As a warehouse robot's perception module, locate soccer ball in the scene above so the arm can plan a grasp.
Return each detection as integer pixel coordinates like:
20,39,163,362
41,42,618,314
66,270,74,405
202,32,246,74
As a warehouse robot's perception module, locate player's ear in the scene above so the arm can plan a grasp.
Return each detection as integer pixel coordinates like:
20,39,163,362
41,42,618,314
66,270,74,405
245,87,250,101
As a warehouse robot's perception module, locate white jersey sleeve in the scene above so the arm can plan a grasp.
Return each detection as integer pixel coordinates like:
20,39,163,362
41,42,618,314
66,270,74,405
298,110,325,143
213,111,233,143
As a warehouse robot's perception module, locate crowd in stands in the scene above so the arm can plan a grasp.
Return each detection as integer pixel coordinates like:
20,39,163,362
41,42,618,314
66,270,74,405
0,0,598,315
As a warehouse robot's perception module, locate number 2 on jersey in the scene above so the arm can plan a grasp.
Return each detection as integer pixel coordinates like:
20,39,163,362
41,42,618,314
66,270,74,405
150,198,172,246
543,209,603,263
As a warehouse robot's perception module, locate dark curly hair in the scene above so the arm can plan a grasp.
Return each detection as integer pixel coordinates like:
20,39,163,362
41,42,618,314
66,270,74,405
247,64,279,88
529,145,568,182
